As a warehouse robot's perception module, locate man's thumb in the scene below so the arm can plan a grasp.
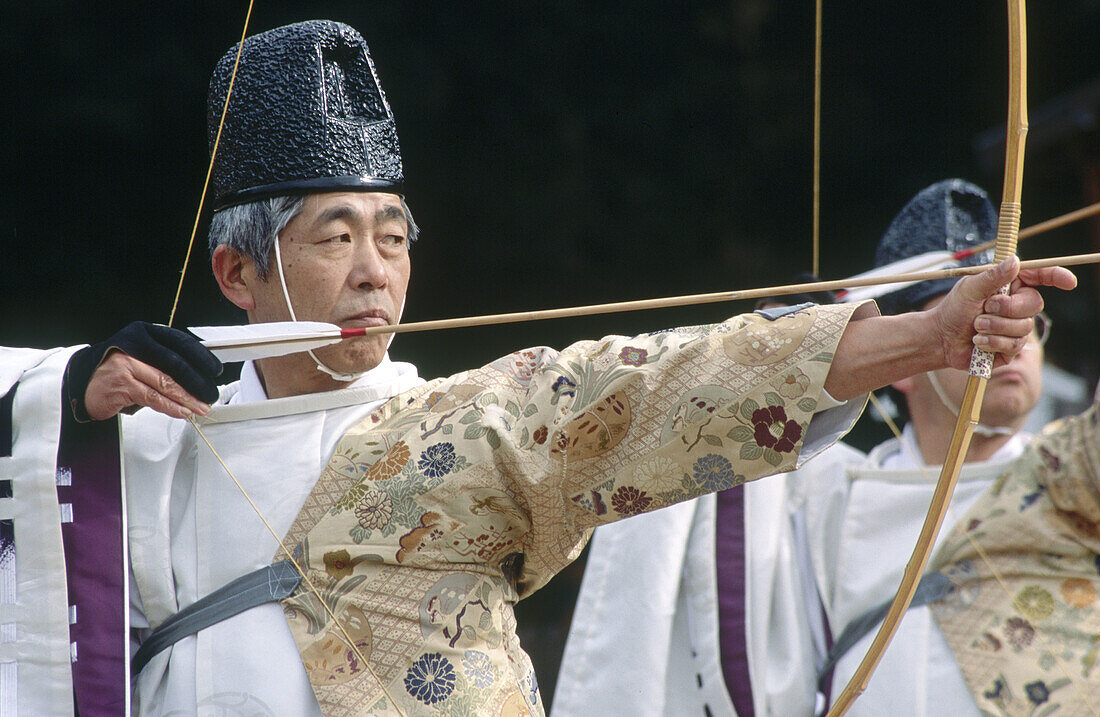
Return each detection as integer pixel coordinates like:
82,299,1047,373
960,256,1019,299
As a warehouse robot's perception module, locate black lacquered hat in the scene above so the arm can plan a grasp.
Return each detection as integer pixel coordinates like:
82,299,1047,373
208,20,404,211
875,179,997,315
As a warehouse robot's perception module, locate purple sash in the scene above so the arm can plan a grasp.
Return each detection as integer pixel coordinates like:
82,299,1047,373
715,484,754,717
57,409,127,716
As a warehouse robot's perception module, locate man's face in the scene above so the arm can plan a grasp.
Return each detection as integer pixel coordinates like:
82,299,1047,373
248,191,411,375
911,293,1044,429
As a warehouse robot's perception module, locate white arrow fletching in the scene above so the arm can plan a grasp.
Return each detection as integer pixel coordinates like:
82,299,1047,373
189,321,340,341
190,321,345,362
839,250,959,303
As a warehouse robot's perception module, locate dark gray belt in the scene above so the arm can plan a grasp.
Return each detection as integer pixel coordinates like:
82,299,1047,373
132,560,301,676
817,570,953,693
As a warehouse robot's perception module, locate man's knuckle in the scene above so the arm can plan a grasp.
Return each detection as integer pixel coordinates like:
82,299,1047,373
105,386,139,414
104,351,127,367
104,387,126,410
144,386,163,407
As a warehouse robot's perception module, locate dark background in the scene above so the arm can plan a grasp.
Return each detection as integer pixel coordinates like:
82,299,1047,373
6,1,1100,704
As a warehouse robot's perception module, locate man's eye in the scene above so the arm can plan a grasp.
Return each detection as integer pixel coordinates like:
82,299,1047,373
380,234,406,247
325,234,352,243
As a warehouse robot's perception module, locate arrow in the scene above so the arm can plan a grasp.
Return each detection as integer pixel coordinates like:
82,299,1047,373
835,250,961,302
191,250,1100,363
190,321,369,362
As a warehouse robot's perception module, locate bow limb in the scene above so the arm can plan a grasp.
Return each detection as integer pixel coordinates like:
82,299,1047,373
824,2,1028,714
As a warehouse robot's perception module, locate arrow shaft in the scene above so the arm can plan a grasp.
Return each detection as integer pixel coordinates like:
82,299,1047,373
347,251,1100,338
199,250,1095,362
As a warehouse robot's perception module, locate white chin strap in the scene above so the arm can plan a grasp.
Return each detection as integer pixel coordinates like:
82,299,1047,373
272,239,365,382
926,371,1015,437
387,297,405,351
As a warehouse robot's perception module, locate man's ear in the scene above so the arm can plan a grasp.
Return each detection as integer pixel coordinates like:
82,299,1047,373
211,245,256,310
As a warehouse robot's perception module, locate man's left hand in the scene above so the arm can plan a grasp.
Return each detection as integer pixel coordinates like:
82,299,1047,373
931,257,1076,370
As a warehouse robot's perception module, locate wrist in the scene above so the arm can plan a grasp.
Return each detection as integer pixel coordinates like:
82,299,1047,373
63,347,97,423
916,307,954,373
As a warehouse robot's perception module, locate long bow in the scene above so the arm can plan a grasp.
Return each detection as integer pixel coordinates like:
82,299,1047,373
824,1,1029,713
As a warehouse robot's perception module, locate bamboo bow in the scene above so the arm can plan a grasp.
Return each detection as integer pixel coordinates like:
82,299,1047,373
824,1,1029,713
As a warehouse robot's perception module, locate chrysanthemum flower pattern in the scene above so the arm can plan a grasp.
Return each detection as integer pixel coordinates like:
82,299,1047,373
417,443,457,478
611,485,652,515
355,491,393,530
404,652,456,705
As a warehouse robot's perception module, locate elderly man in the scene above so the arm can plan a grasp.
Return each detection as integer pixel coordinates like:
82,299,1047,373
0,23,1072,717
554,179,1060,717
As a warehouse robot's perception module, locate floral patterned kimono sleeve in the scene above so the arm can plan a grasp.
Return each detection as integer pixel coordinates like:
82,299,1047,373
495,303,863,595
278,303,864,715
930,400,1100,714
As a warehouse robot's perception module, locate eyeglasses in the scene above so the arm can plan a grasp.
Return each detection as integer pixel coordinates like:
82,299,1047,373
1033,312,1051,346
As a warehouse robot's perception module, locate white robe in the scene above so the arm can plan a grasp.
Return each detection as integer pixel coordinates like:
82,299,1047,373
552,416,863,717
0,347,86,717
126,356,424,716
799,425,1031,717
556,424,1031,717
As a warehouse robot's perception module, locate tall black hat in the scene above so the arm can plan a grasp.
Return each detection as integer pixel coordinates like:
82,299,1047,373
874,179,997,315
208,20,403,211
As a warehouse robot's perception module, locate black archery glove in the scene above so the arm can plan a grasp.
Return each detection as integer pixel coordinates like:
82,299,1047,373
64,322,223,422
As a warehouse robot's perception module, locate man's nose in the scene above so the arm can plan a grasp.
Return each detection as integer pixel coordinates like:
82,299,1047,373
350,239,389,289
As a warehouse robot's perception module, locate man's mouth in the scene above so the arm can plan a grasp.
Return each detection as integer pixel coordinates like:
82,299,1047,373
342,309,392,328
991,367,1023,383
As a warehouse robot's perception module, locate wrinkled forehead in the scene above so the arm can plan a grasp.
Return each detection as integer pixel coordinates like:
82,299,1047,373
294,191,408,229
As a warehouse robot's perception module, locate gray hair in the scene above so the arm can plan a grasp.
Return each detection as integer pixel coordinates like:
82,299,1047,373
208,194,419,280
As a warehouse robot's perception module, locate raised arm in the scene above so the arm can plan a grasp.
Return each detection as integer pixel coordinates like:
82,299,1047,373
825,257,1076,400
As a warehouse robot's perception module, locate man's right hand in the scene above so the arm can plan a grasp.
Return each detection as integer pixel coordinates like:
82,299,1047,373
66,322,223,421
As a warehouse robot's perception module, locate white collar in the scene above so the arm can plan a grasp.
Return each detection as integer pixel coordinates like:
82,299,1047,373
875,423,1031,471
233,354,406,404
197,354,425,424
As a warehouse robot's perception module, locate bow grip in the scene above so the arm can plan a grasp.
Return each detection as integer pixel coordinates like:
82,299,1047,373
968,201,1022,379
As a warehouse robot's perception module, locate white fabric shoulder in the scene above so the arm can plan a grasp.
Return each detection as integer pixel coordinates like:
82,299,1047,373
0,346,80,395
554,499,702,717
0,346,85,717
205,355,424,423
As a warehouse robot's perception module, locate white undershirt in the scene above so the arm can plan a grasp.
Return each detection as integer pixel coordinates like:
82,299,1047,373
827,424,1031,716
232,354,408,405
880,422,1030,471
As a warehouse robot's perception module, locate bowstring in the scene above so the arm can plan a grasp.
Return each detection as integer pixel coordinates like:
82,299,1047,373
812,0,823,277
187,417,407,714
166,0,255,328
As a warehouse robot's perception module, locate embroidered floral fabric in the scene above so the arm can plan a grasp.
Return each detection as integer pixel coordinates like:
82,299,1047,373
932,402,1100,717
278,304,857,715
